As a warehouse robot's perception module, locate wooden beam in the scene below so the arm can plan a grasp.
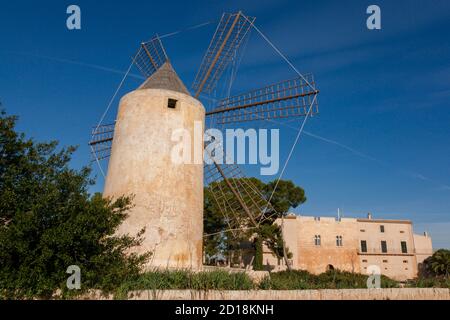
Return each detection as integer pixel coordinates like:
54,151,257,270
141,43,158,70
206,90,319,116
213,160,258,227
194,12,241,98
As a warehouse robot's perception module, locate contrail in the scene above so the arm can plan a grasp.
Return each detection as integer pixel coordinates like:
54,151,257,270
266,118,450,192
158,21,215,39
4,51,145,80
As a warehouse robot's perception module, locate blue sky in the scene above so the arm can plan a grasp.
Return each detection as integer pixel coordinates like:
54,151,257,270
1,0,449,248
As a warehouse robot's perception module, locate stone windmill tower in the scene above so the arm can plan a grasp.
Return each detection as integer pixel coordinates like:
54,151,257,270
89,12,319,270
103,60,205,269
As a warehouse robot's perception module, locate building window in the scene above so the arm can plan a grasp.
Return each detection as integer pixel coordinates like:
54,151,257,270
336,236,343,247
362,259,368,263
380,225,385,233
360,240,367,253
403,260,408,264
314,235,321,246
401,241,408,254
167,98,177,109
360,229,366,232
381,241,387,253
383,260,388,263
314,216,321,222
400,230,405,234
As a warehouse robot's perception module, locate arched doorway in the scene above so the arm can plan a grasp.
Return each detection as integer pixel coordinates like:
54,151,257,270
327,264,335,271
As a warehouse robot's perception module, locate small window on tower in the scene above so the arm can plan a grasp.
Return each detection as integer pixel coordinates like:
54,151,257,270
168,98,177,109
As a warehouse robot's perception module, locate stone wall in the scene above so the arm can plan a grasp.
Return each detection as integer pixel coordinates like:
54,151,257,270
126,288,450,300
104,88,205,270
262,215,434,281
358,219,418,280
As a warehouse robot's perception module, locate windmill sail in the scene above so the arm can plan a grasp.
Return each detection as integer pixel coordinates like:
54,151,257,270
89,123,114,161
192,12,255,98
204,135,277,235
89,36,170,162
206,75,319,124
134,36,169,78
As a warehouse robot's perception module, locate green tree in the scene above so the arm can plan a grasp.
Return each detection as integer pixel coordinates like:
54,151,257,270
0,108,150,298
203,177,306,270
422,249,450,277
203,186,227,261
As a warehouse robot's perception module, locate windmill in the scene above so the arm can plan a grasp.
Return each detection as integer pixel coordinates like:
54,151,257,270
89,11,319,270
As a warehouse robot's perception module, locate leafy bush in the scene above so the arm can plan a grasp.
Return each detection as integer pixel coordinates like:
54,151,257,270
259,270,399,290
115,270,255,298
421,249,450,277
406,277,450,289
0,109,150,299
259,270,316,290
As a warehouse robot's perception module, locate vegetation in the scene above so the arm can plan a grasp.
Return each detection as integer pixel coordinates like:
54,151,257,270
421,249,450,277
259,270,399,290
1,107,448,299
404,249,450,289
116,270,255,298
0,108,150,299
204,178,305,270
405,277,450,289
115,269,402,298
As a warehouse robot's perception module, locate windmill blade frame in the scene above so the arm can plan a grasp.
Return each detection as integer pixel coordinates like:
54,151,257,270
206,75,319,125
204,130,279,235
89,36,170,163
89,123,115,161
192,11,255,98
133,35,169,78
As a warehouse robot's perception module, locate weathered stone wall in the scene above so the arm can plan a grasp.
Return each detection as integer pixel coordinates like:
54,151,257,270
104,88,205,270
357,219,417,280
413,233,433,267
125,288,450,300
296,217,360,274
263,216,361,273
263,215,434,281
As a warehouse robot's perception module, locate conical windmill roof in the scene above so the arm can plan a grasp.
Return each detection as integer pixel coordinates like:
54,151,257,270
138,61,190,95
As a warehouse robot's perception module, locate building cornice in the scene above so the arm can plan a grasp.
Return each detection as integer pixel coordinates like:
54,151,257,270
356,219,412,224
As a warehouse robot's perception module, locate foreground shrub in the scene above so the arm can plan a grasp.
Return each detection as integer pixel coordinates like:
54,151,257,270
115,270,255,298
0,109,150,299
258,270,316,290
421,249,450,277
406,276,450,289
259,270,399,290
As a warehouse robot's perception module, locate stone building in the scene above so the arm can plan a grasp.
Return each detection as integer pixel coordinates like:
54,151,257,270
263,213,433,281
104,62,204,269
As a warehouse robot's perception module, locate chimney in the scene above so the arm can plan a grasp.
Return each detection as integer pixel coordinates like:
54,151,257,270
367,212,372,219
